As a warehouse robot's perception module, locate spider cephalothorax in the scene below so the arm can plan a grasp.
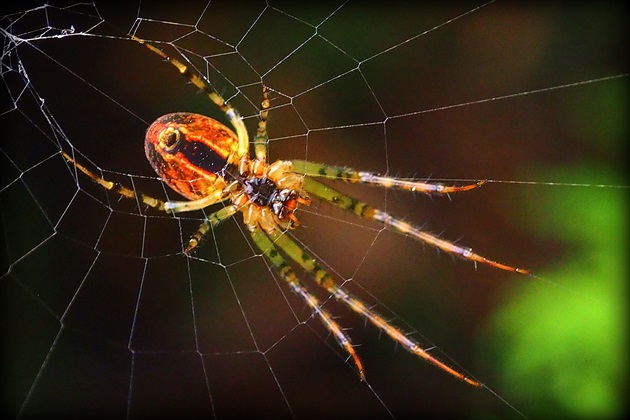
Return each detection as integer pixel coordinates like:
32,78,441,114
240,174,309,226
64,35,530,386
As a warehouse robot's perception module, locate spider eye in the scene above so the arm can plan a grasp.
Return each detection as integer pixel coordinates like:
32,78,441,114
160,128,182,151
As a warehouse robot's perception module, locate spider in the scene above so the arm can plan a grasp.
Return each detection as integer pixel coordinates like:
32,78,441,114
63,35,529,387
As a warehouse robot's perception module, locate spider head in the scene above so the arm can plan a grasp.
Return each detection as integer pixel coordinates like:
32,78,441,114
144,112,239,200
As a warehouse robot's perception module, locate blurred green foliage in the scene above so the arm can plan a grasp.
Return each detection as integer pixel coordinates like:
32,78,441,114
489,78,628,418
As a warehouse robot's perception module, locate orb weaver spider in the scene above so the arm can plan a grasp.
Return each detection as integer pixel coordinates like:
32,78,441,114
63,35,529,387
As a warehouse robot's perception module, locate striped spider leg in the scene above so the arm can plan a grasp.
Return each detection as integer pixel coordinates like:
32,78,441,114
63,34,529,386
292,161,530,275
248,164,529,385
250,224,482,386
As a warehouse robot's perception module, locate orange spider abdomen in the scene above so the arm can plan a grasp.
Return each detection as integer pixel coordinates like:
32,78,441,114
144,112,239,200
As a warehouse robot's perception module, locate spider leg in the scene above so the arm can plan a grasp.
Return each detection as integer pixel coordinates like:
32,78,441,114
253,85,270,162
264,228,480,386
291,160,485,194
131,36,250,159
185,204,240,253
63,151,168,211
249,226,366,380
301,177,530,275
63,152,228,214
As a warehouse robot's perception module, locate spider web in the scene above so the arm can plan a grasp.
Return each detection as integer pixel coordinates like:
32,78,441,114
1,1,627,418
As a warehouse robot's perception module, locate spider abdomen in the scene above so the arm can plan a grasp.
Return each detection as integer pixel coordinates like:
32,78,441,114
144,112,239,200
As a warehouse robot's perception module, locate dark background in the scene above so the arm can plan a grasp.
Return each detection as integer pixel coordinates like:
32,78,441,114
1,1,627,418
